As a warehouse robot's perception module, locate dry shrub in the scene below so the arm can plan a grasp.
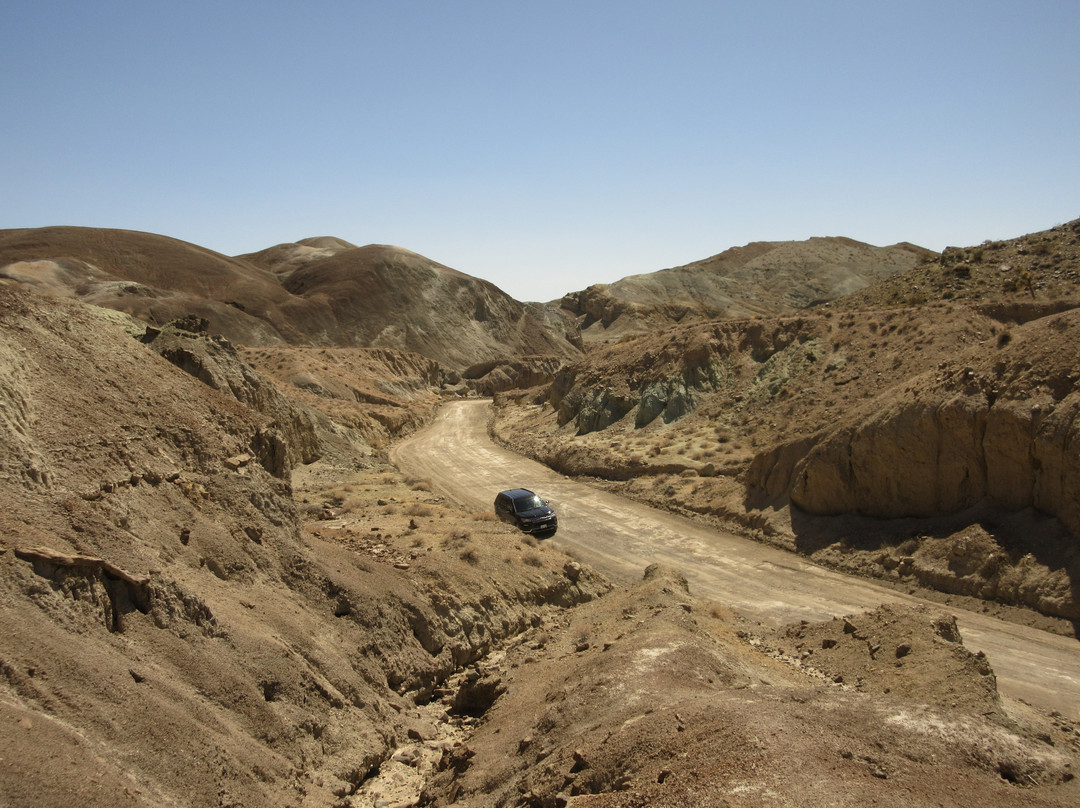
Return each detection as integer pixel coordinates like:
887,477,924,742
522,552,543,567
405,503,433,518
473,511,498,522
705,601,733,621
339,496,365,514
407,477,433,492
459,546,480,565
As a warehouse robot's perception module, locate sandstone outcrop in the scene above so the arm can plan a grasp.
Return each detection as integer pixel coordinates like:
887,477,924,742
146,316,326,473
549,316,823,434
461,355,566,396
787,309,1080,539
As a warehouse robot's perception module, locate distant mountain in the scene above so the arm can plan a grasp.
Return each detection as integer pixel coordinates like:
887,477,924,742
0,227,582,370
560,237,935,343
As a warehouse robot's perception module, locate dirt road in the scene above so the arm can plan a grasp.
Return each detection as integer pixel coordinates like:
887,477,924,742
391,399,1080,719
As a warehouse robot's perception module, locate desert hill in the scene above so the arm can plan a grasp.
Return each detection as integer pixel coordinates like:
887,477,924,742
250,240,583,370
836,217,1080,313
0,227,582,371
0,225,330,345
560,236,934,344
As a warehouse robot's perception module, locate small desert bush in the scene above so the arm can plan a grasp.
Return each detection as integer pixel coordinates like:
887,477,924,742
560,544,581,561
706,601,732,621
472,511,498,522
404,503,433,518
459,546,480,565
522,552,543,567
406,477,433,492
897,537,920,555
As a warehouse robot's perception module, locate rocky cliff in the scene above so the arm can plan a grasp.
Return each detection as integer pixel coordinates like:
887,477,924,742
787,308,1080,537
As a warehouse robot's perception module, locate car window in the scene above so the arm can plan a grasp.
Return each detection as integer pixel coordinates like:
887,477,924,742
513,494,544,512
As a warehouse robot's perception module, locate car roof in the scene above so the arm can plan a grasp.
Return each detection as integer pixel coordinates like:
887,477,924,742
499,488,536,499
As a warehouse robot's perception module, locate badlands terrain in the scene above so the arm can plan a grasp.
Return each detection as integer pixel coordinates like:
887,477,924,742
0,220,1079,806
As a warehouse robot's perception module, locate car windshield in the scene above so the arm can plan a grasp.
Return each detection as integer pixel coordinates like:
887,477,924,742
513,495,544,513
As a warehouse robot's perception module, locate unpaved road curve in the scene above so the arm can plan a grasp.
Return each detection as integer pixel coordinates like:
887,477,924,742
391,399,1080,719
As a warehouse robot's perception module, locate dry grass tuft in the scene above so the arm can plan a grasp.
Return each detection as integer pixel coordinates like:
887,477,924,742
406,476,433,492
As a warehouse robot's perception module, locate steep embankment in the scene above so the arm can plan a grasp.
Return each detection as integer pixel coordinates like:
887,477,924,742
784,311,1080,530
240,343,446,446
419,567,1078,807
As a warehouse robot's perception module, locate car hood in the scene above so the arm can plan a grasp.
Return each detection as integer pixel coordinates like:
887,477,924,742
518,506,554,519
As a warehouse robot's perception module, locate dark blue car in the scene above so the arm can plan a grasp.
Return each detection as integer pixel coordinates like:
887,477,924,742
494,488,558,536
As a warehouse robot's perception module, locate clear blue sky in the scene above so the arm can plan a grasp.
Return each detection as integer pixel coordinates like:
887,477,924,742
3,1,1078,302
